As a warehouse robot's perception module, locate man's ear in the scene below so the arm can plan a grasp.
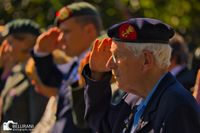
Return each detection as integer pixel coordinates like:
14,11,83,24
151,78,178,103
83,23,97,39
142,50,154,72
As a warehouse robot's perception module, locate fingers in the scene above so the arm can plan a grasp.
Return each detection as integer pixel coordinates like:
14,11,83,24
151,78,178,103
4,43,12,53
35,27,61,53
1,41,13,62
92,39,101,52
1,40,10,53
98,38,112,52
91,38,112,54
39,28,60,42
48,28,61,39
49,29,61,49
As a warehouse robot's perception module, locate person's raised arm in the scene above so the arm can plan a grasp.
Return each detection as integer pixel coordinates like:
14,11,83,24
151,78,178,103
89,38,112,80
82,38,115,133
31,27,63,88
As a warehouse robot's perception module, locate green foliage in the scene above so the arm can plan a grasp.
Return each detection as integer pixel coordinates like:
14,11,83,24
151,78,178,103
0,0,199,48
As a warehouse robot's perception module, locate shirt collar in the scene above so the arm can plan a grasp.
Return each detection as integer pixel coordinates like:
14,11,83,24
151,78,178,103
56,49,90,74
170,65,185,76
143,72,168,106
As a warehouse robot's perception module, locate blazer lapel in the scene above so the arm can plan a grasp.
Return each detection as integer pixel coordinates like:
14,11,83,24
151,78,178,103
135,72,176,132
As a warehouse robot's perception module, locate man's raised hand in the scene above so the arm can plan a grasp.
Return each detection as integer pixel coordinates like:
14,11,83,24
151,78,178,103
89,38,112,78
34,27,61,53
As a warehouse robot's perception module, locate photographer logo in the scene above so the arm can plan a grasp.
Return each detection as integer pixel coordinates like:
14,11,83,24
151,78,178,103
3,120,34,131
3,120,17,131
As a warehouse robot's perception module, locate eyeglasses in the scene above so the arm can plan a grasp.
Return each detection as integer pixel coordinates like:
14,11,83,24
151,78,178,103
112,53,117,63
112,51,128,64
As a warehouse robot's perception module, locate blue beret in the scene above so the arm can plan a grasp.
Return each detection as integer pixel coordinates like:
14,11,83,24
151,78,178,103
107,18,175,43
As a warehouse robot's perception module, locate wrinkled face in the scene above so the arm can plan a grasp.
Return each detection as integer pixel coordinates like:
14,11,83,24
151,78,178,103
107,41,144,93
59,17,88,57
6,34,35,63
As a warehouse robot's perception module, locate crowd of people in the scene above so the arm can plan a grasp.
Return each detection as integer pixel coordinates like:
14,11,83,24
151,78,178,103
0,1,200,133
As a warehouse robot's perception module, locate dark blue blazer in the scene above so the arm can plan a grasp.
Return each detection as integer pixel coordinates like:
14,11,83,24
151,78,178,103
83,64,200,133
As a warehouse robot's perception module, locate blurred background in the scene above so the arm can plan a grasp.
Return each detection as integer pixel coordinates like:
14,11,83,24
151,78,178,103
0,0,199,51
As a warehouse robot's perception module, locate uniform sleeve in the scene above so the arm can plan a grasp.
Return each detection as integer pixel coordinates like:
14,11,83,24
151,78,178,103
82,64,114,133
31,50,63,88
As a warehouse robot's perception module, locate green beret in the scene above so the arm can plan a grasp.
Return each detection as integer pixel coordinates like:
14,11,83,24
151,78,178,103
2,19,41,37
55,2,100,26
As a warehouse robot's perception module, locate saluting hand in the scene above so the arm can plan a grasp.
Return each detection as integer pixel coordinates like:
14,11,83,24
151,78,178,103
0,40,15,79
34,27,61,53
0,40,15,67
89,38,112,72
89,38,112,80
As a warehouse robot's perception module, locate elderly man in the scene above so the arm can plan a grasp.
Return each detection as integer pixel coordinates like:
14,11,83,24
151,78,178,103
82,18,200,133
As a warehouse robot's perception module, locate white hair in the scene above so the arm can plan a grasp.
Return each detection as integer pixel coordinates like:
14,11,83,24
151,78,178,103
122,42,172,69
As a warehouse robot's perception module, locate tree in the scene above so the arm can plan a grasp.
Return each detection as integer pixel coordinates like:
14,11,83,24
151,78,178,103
0,0,199,49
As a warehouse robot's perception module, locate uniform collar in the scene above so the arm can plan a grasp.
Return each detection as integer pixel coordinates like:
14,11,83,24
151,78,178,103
170,65,186,76
132,73,167,131
134,72,176,132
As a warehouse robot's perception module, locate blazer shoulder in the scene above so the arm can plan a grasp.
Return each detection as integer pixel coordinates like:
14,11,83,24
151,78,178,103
161,81,198,109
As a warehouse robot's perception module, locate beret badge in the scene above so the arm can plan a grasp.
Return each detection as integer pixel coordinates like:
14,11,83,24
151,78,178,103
56,7,71,21
119,23,137,41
